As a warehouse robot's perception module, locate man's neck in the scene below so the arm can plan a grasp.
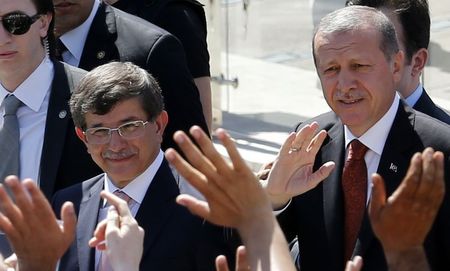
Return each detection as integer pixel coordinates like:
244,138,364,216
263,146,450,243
0,55,46,92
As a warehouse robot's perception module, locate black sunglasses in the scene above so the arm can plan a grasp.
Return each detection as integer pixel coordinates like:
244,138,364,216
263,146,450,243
0,11,42,35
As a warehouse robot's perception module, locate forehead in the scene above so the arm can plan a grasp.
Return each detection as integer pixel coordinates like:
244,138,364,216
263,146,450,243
314,29,383,64
84,98,146,127
0,0,36,15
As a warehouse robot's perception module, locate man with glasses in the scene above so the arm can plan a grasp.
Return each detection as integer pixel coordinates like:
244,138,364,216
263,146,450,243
52,62,231,271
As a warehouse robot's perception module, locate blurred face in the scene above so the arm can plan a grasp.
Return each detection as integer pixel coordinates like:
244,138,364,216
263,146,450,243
76,97,168,188
382,9,419,97
53,0,93,36
314,28,403,136
0,0,51,88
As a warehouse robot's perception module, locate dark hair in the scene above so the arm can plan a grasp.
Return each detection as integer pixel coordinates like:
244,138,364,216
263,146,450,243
312,6,399,65
31,0,56,59
70,62,165,130
346,0,430,63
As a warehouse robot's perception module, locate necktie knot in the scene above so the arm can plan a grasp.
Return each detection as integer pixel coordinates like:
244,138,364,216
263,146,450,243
347,140,368,161
55,39,68,60
3,95,22,116
113,190,134,207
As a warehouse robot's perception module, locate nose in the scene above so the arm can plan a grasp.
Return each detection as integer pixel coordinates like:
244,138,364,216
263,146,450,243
108,129,127,151
336,69,356,94
0,23,12,45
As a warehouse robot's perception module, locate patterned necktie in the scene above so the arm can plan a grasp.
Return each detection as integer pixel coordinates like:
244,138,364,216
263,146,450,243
342,139,368,261
0,95,22,182
99,190,135,271
55,39,68,61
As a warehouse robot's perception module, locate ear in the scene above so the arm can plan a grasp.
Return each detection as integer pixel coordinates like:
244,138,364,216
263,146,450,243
392,50,404,84
410,48,428,78
154,110,169,136
39,13,52,38
75,127,88,145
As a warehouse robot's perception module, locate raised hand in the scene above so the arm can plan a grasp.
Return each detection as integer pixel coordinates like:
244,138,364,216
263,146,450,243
265,122,335,208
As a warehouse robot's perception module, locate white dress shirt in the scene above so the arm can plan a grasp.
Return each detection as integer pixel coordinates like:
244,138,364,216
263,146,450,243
344,93,400,204
404,83,423,107
59,0,100,67
0,57,53,184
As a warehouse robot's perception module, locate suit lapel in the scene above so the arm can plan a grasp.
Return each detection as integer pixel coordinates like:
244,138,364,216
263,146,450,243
321,118,346,264
79,3,119,71
355,102,417,256
77,177,104,271
135,159,180,258
39,60,71,198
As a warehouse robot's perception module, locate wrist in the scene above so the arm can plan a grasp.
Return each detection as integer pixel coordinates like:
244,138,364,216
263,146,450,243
384,246,430,271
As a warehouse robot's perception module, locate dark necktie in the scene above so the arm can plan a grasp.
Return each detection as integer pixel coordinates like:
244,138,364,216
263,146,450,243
55,39,68,61
342,139,368,261
0,95,22,182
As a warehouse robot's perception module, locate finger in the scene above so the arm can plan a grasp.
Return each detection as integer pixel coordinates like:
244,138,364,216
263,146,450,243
60,201,77,245
0,212,12,236
345,255,363,271
216,128,250,173
235,246,250,271
0,182,22,235
173,129,217,177
89,219,107,246
105,206,120,236
4,177,32,217
176,194,211,221
307,161,335,188
368,174,386,221
279,132,296,155
414,148,435,200
22,179,58,225
101,191,132,218
429,151,445,207
393,152,422,200
165,148,210,197
215,255,230,271
306,130,328,155
292,123,316,152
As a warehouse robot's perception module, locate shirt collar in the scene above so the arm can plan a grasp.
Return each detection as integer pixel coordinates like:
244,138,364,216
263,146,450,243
404,83,423,107
0,56,54,112
104,150,164,206
344,93,400,155
59,0,100,64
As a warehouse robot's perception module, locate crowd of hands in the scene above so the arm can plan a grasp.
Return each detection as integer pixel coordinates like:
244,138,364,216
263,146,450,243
0,124,444,271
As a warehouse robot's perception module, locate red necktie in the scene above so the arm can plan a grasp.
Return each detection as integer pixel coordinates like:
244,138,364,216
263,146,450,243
342,140,368,261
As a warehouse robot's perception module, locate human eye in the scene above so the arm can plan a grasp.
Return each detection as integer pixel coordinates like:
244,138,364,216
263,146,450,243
88,127,110,138
352,63,371,71
120,121,142,134
322,65,339,75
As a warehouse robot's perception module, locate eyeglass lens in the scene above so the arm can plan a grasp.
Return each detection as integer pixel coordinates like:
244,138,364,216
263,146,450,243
1,12,41,35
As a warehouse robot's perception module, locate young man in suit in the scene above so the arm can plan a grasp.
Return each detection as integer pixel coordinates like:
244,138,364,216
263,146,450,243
52,0,210,151
0,0,100,198
347,0,450,124
52,62,230,271
265,6,450,271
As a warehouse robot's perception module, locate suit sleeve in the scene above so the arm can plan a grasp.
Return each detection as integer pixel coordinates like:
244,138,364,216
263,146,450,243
146,33,210,151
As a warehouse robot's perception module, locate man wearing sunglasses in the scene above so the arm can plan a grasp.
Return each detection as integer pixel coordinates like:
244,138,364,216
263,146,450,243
52,61,231,271
52,0,210,153
0,0,101,257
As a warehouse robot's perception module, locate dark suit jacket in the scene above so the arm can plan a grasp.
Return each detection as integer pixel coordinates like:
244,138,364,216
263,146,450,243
76,3,209,151
413,88,450,125
40,60,101,199
52,159,230,271
280,102,450,271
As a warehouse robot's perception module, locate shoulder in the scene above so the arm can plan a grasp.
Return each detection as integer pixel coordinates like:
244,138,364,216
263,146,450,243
412,110,450,149
52,174,103,209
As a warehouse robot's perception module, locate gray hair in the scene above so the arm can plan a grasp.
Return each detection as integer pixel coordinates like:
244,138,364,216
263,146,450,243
312,6,399,64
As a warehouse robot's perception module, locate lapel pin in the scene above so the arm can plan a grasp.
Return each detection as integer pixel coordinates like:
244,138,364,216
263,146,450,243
96,51,106,60
59,110,67,119
389,163,398,173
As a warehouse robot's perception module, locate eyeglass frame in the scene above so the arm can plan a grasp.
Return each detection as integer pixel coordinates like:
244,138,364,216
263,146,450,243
0,11,42,36
83,120,150,145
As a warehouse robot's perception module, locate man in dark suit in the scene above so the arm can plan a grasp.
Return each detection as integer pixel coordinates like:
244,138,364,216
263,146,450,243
265,6,450,271
52,62,229,271
0,0,100,198
347,0,450,124
52,0,209,151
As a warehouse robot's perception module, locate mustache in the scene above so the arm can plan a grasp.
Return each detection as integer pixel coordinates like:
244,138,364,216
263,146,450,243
334,91,364,100
102,149,137,160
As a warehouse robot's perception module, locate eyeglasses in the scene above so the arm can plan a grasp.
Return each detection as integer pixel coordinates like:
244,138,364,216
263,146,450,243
84,120,150,144
0,12,42,35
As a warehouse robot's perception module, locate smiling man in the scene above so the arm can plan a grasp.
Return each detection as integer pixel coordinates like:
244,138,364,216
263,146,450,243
266,6,450,271
51,62,231,271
